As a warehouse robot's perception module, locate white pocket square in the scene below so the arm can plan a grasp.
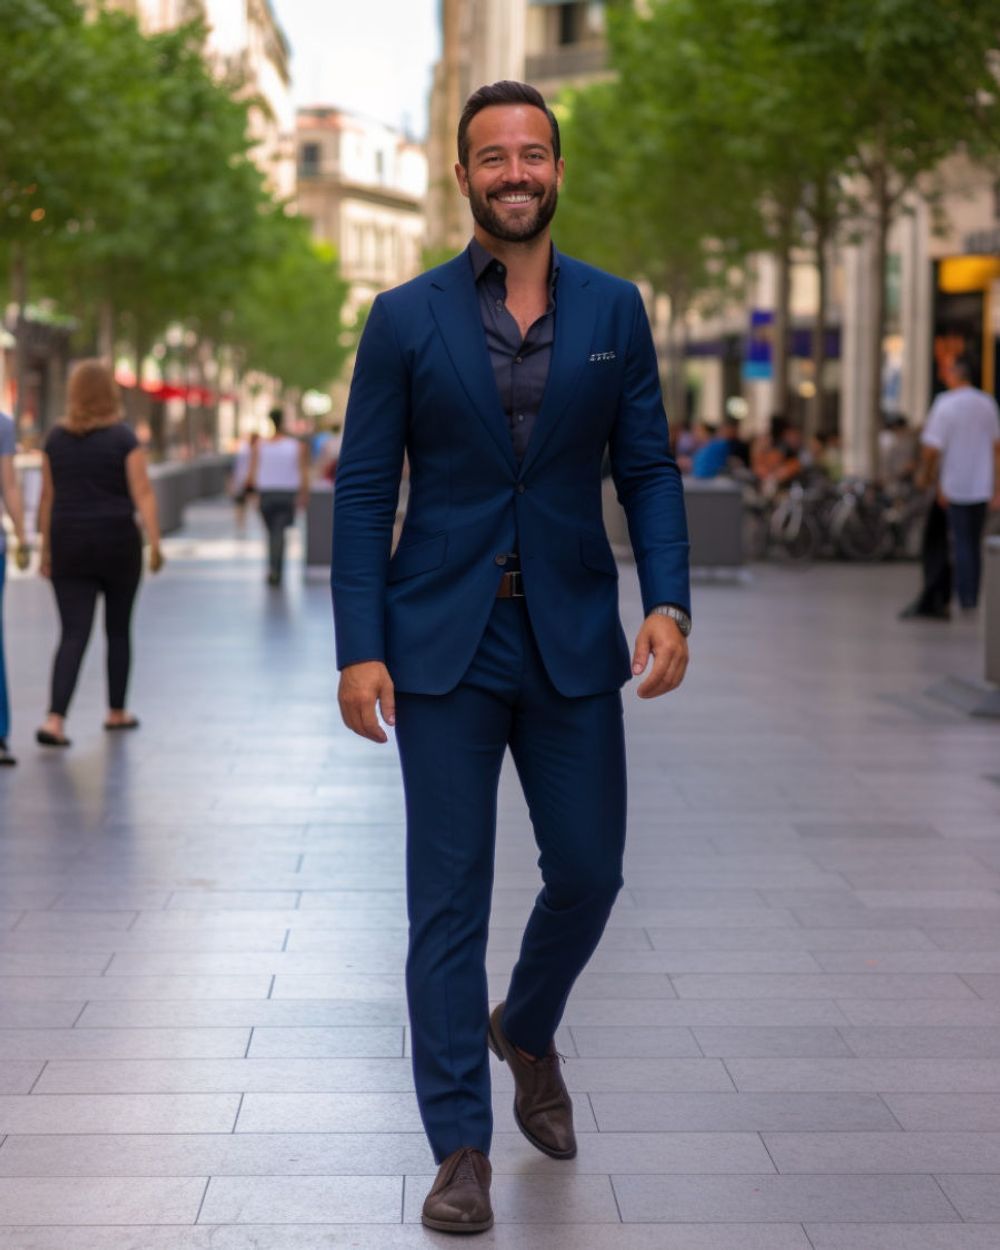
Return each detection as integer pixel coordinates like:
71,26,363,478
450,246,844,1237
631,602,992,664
588,350,616,363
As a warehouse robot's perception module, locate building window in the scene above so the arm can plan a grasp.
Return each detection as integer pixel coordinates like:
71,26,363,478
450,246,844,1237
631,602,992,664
299,142,321,177
559,3,580,45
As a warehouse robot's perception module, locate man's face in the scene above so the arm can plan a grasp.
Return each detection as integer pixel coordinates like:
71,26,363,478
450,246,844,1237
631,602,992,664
456,104,564,244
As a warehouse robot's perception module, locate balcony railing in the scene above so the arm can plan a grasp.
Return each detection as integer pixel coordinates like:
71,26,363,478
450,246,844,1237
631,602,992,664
525,44,607,82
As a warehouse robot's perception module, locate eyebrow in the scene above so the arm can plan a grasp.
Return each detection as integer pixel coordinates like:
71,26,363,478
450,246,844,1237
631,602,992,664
474,143,551,158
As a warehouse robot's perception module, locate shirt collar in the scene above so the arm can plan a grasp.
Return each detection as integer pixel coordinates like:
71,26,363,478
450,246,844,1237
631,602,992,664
467,237,561,291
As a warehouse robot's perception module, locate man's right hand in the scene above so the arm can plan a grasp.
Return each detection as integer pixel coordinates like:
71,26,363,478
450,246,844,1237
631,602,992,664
338,661,396,744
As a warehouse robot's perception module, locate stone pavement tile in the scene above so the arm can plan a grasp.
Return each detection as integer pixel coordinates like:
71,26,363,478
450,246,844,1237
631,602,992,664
76,1000,411,1029
402,1173,619,1224
958,975,1000,999
840,1027,1000,1057
15,912,138,932
49,892,172,910
836,1000,1000,1026
926,929,1000,950
576,950,823,974
0,1003,83,1027
0,1029,252,1061
34,1057,417,1094
0,953,109,975
106,951,409,976
611,1173,958,1223
0,1093,239,1133
0,930,290,954
600,907,797,929
792,821,941,838
568,1027,701,1057
806,1227,1000,1250
818,951,1000,973
271,975,406,1000
884,1095,1000,1130
692,1028,853,1058
562,1000,850,1026
167,892,301,910
0,913,22,931
0,975,273,1001
727,1058,1000,1092
0,1063,42,1094
672,974,975,1000
853,890,1000,909
763,1131,1000,1173
646,927,936,952
589,1091,897,1132
200,1175,402,1224
247,1027,405,1058
0,1177,206,1225
236,1091,599,1134
0,1225,814,1249
937,1174,1000,1221
794,907,1000,929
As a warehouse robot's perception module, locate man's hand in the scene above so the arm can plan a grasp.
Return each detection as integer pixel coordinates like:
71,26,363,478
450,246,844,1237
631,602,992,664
632,614,688,698
338,660,396,743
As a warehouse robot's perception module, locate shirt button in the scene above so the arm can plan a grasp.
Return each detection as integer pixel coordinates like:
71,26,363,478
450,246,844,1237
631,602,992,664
494,554,508,567
516,483,526,494
514,356,523,364
495,299,503,309
516,414,525,423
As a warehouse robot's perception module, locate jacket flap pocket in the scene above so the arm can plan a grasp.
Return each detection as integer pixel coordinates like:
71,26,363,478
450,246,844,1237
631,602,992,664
387,533,448,583
579,532,618,576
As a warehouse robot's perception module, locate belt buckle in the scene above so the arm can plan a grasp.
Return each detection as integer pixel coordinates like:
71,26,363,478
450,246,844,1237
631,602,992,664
509,570,524,597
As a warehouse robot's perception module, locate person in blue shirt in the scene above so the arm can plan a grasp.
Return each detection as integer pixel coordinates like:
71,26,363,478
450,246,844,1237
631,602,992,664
691,416,750,479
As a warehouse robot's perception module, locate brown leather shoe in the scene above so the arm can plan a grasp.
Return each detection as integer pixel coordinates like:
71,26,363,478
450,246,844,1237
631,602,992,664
421,1146,493,1234
488,1001,576,1159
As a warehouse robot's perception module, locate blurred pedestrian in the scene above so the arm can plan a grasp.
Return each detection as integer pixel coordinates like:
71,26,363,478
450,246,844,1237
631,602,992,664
230,431,259,535
36,360,164,748
249,408,308,586
916,357,1000,612
691,415,750,479
1,409,30,766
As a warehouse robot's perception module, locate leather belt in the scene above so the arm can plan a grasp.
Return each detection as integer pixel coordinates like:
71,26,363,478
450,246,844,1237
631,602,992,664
496,570,524,599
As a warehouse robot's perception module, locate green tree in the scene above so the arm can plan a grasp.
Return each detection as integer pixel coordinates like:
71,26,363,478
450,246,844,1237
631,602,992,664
227,209,355,397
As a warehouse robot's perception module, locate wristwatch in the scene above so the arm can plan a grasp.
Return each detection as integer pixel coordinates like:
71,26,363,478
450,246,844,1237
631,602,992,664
651,604,692,637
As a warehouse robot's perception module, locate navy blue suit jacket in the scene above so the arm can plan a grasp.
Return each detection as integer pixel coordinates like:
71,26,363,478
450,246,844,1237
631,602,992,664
331,249,690,697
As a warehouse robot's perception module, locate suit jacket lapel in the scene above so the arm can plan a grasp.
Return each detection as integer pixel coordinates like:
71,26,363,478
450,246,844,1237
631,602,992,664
428,255,518,475
520,259,596,476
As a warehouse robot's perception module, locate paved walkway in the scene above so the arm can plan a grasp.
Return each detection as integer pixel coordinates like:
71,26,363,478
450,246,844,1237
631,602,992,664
1,500,999,1249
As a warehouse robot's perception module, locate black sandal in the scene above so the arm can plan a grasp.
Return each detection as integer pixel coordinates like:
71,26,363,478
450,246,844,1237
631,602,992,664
104,718,140,732
36,730,71,748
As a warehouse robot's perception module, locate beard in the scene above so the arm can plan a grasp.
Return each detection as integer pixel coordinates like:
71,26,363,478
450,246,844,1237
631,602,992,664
468,179,559,243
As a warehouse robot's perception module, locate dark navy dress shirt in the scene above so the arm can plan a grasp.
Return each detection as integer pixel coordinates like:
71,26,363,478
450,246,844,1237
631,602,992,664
468,237,559,464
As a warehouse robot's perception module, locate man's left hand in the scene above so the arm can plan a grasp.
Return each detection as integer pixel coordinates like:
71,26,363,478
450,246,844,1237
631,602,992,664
632,614,689,698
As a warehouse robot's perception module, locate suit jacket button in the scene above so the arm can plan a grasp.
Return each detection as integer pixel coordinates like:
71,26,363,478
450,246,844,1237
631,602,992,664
516,483,526,494
494,554,508,567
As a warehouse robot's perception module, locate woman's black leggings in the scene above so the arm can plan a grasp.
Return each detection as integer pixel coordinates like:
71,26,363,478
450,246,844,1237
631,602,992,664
49,523,142,716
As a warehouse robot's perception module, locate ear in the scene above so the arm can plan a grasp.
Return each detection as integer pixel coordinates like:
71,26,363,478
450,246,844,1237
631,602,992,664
454,161,471,199
555,157,565,191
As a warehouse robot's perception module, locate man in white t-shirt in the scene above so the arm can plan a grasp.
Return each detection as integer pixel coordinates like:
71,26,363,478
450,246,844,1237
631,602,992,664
918,358,1000,610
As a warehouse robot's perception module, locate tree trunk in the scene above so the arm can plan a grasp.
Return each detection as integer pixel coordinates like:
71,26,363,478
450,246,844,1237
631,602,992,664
771,228,792,421
807,194,831,441
664,289,688,431
867,161,891,480
11,245,28,422
97,300,115,364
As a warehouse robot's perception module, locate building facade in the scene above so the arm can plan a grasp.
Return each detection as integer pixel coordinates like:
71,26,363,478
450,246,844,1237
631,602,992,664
296,108,428,320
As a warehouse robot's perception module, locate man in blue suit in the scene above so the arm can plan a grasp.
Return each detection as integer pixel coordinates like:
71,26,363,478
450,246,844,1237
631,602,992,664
333,81,690,1233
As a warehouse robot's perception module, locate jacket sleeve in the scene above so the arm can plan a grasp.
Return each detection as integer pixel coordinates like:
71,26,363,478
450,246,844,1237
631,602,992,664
608,285,691,617
331,295,409,668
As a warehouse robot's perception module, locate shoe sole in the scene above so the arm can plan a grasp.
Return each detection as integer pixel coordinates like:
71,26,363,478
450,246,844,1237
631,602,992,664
421,1213,494,1234
487,1016,577,1161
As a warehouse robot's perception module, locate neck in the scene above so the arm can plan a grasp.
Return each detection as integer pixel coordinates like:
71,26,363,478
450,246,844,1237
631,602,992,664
474,225,552,287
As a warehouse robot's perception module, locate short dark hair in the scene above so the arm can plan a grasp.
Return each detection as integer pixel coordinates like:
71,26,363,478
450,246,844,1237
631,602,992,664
457,80,560,169
953,356,974,382
268,407,284,431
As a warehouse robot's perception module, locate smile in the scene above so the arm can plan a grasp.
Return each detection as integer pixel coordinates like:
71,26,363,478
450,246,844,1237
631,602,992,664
495,193,535,204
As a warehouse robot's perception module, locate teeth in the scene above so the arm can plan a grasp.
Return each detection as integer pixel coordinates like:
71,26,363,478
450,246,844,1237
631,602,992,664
498,194,533,203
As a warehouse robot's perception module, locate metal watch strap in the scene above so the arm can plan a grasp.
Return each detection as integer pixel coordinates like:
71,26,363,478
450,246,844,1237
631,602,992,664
651,604,692,636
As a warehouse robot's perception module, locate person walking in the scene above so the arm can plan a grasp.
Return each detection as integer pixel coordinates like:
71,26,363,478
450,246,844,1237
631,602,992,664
917,357,1000,612
230,431,259,536
250,409,308,585
36,360,164,748
1,409,30,766
332,81,691,1233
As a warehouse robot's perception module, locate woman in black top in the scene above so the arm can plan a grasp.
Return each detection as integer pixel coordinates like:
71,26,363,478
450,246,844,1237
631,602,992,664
36,360,164,747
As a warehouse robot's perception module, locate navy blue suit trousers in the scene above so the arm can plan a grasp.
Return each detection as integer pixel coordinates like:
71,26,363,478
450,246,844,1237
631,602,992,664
395,598,626,1162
